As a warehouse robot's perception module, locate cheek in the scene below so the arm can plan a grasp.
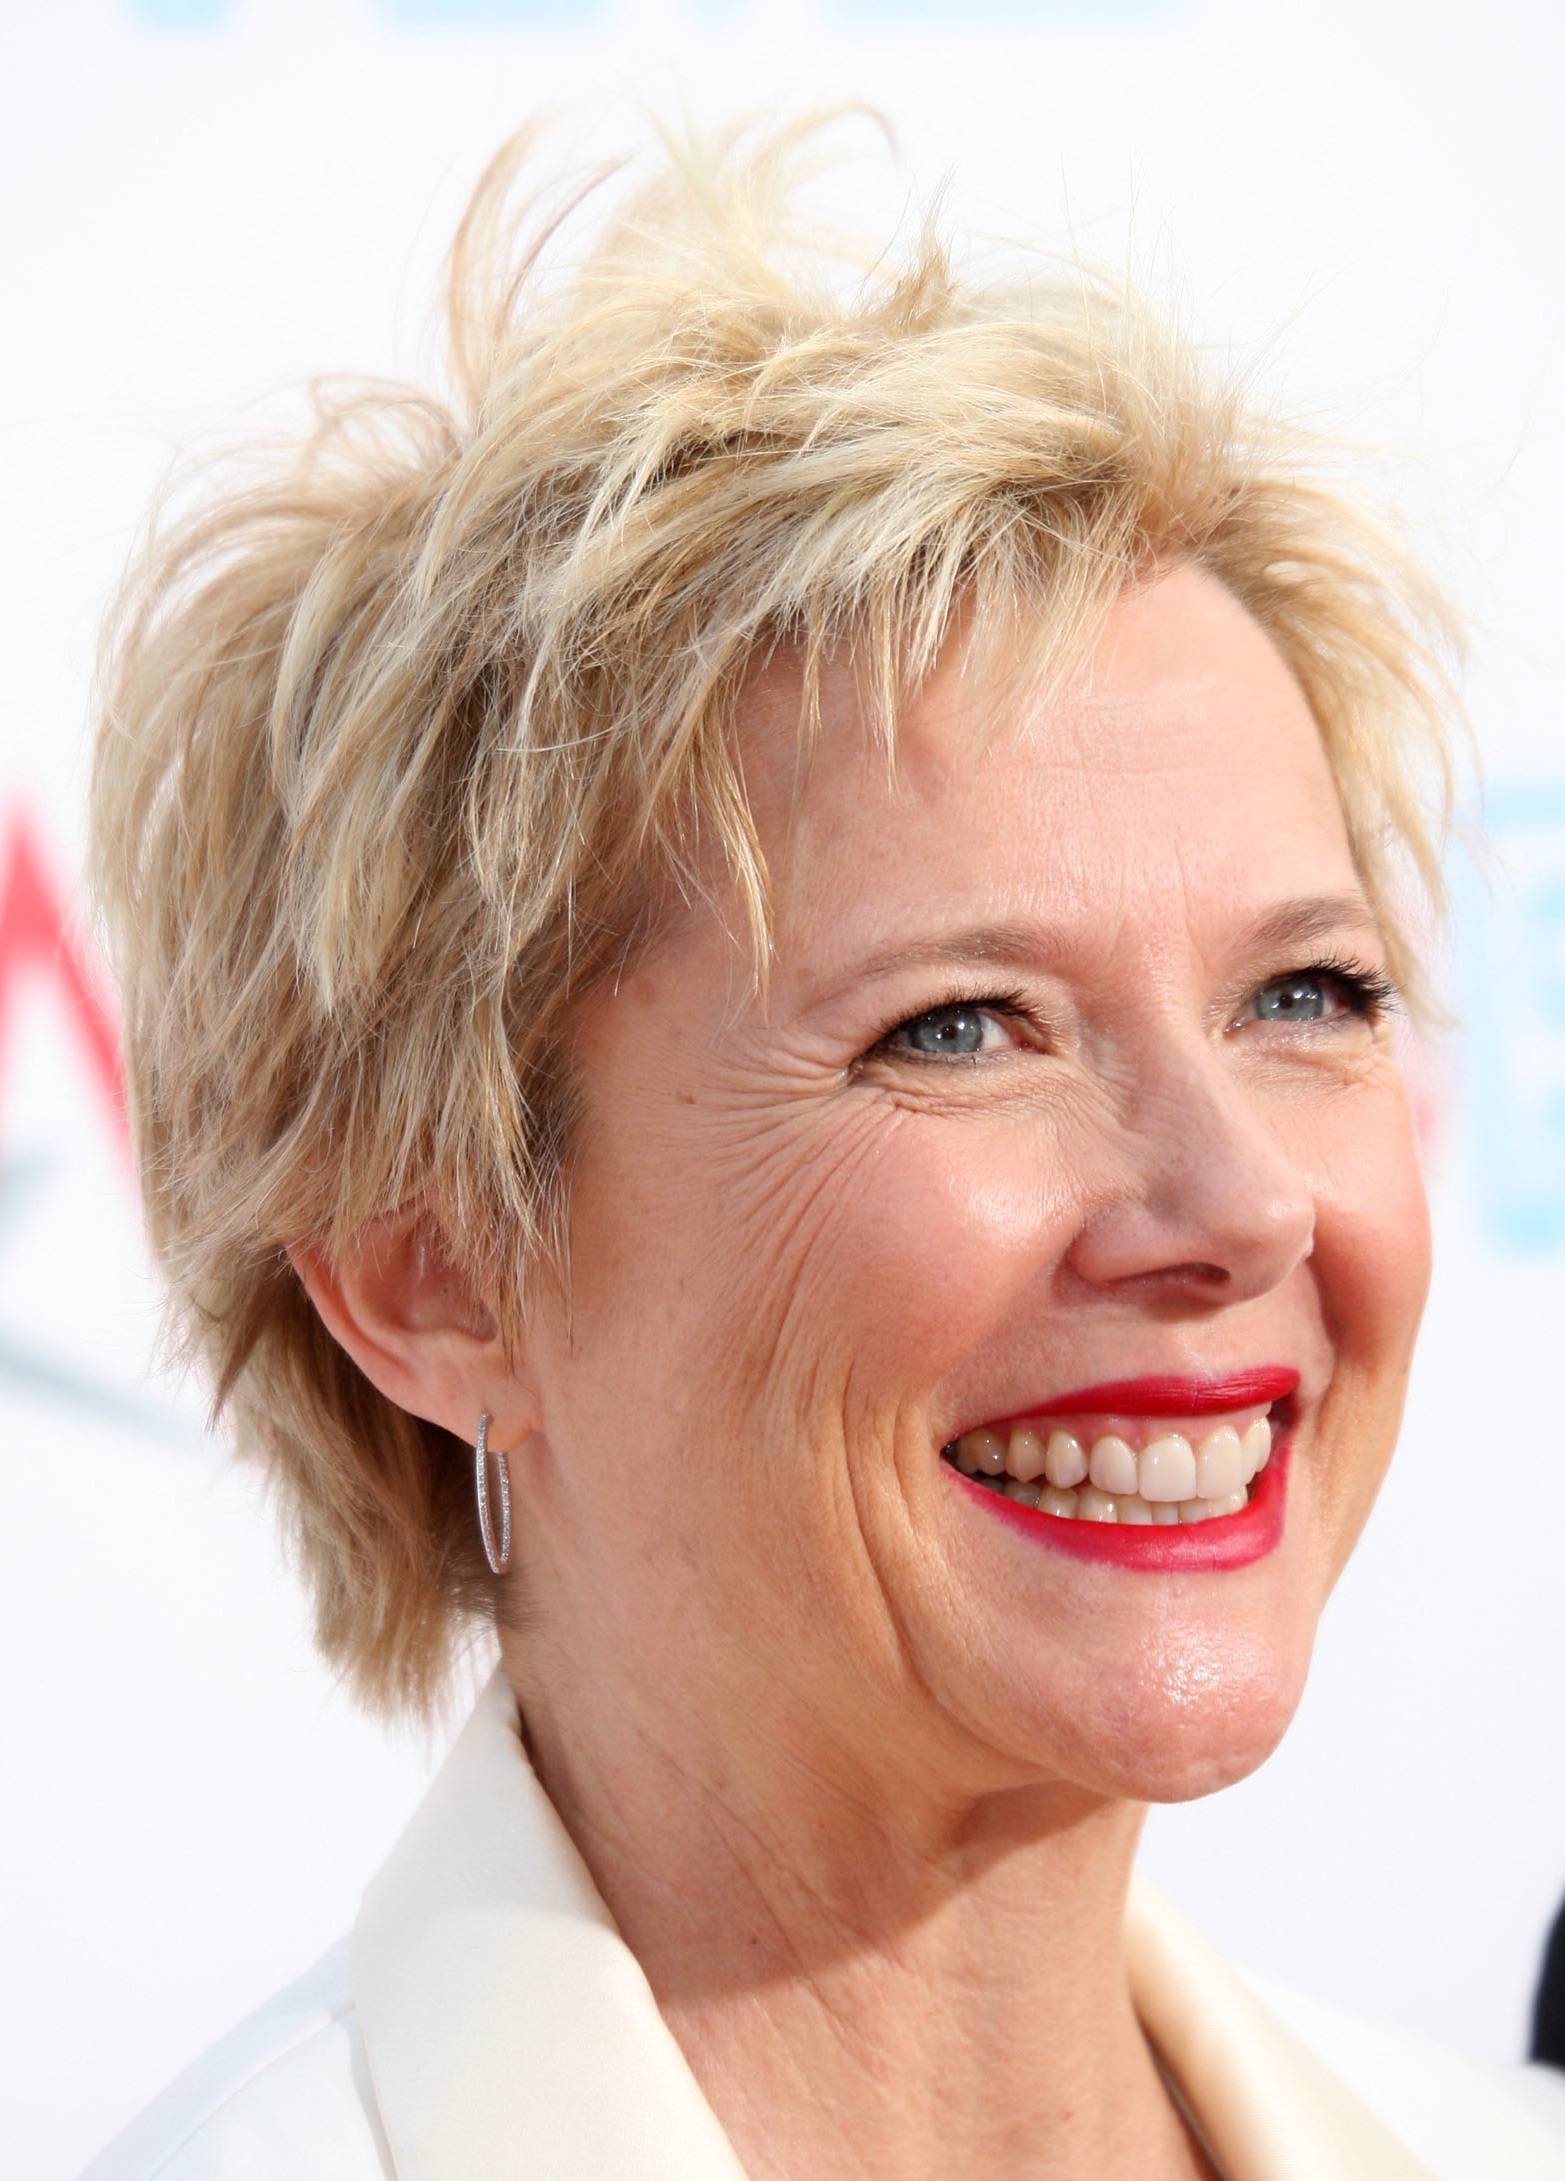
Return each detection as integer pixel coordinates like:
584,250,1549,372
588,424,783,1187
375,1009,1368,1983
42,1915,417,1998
1296,1079,1431,1566
1311,1084,1431,1367
555,1094,1078,1512
776,1110,1076,1409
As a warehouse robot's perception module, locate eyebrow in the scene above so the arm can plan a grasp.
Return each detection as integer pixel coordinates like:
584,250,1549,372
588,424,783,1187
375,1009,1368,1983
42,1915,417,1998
811,892,1385,999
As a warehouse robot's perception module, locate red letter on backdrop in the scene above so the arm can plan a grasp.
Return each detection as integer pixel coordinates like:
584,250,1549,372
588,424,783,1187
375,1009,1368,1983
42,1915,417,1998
0,809,126,1157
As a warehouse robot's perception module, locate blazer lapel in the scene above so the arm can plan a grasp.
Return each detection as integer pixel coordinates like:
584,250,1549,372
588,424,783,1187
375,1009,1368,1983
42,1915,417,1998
1125,1876,1438,2181
351,1666,749,2181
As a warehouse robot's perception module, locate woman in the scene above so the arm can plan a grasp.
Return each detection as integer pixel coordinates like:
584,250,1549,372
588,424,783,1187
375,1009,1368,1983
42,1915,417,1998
81,115,1565,2180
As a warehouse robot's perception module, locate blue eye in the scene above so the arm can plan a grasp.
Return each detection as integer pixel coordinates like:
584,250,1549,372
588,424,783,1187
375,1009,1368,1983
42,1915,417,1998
893,1003,993,1055
1251,973,1330,1023
864,987,1036,1071
1246,958,1398,1028
876,998,1037,1064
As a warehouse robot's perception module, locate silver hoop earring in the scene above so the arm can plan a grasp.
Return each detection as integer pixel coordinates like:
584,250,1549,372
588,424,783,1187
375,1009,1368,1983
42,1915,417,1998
474,1412,512,1576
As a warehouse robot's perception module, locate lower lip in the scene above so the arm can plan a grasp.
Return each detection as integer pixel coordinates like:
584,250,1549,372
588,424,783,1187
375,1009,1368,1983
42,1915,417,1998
947,1426,1291,1571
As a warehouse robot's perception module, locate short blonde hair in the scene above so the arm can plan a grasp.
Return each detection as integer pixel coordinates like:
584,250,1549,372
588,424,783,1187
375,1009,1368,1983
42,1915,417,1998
91,112,1463,1718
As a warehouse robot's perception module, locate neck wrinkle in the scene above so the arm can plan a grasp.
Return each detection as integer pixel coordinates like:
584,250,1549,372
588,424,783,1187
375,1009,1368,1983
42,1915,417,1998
505,1645,1202,2181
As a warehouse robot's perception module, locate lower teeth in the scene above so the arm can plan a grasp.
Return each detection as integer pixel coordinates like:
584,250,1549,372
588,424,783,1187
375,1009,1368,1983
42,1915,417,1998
946,1458,1250,1526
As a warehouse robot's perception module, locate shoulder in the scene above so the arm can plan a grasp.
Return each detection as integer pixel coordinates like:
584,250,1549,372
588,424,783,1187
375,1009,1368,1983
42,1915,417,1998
78,1941,392,2181
1252,1971,1565,2181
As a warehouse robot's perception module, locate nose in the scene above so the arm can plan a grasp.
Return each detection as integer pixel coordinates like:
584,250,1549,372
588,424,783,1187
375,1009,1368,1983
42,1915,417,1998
1064,1042,1316,1307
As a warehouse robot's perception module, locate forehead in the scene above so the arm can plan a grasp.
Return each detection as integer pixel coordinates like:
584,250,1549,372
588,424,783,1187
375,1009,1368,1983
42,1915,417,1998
739,564,1364,974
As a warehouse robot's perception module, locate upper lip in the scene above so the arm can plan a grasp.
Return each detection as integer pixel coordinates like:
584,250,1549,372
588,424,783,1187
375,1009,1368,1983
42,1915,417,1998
966,1367,1301,1433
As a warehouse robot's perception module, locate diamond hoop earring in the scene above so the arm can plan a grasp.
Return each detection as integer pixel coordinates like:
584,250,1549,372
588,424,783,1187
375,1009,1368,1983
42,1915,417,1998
474,1412,512,1576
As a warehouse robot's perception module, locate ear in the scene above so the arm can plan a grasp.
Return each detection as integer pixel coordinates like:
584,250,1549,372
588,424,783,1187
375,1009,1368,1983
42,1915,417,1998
290,1217,540,1451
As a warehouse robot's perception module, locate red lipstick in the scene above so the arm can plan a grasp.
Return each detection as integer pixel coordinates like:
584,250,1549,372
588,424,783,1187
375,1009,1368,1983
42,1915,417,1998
944,1368,1299,1572
949,1431,1290,1570
973,1367,1299,1436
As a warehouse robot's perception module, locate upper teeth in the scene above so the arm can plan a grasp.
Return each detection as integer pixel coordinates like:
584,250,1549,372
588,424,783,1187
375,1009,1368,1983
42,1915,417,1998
948,1417,1272,1503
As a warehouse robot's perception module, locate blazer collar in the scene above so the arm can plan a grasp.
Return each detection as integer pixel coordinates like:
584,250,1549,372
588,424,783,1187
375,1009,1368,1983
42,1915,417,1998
1124,1875,1434,2181
352,1665,1434,2181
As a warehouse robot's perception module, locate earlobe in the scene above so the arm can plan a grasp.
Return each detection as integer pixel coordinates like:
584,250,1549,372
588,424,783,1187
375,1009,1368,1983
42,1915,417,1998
288,1217,536,1449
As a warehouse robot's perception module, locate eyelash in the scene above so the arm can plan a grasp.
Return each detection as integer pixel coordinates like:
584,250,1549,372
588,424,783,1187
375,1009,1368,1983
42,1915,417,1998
1286,954,1401,1023
867,955,1401,1064
860,984,1035,1065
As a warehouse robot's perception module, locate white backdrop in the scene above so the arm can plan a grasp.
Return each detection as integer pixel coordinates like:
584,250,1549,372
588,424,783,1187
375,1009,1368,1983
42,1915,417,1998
5,3,1565,2175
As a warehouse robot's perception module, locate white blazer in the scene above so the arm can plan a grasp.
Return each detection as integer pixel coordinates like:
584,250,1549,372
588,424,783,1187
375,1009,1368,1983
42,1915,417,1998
82,1667,1565,2180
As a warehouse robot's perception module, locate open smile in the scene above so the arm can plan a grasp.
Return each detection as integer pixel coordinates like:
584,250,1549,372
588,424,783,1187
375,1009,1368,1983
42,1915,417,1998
940,1367,1300,1570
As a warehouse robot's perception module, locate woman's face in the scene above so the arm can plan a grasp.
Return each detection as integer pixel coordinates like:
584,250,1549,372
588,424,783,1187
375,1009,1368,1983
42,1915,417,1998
513,563,1430,1807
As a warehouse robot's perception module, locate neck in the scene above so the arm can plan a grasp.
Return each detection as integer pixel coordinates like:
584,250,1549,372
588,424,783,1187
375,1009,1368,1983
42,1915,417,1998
501,1635,1213,2181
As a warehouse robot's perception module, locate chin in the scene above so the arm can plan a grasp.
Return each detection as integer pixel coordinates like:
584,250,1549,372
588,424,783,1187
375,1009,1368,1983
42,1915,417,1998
1020,1622,1316,1807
